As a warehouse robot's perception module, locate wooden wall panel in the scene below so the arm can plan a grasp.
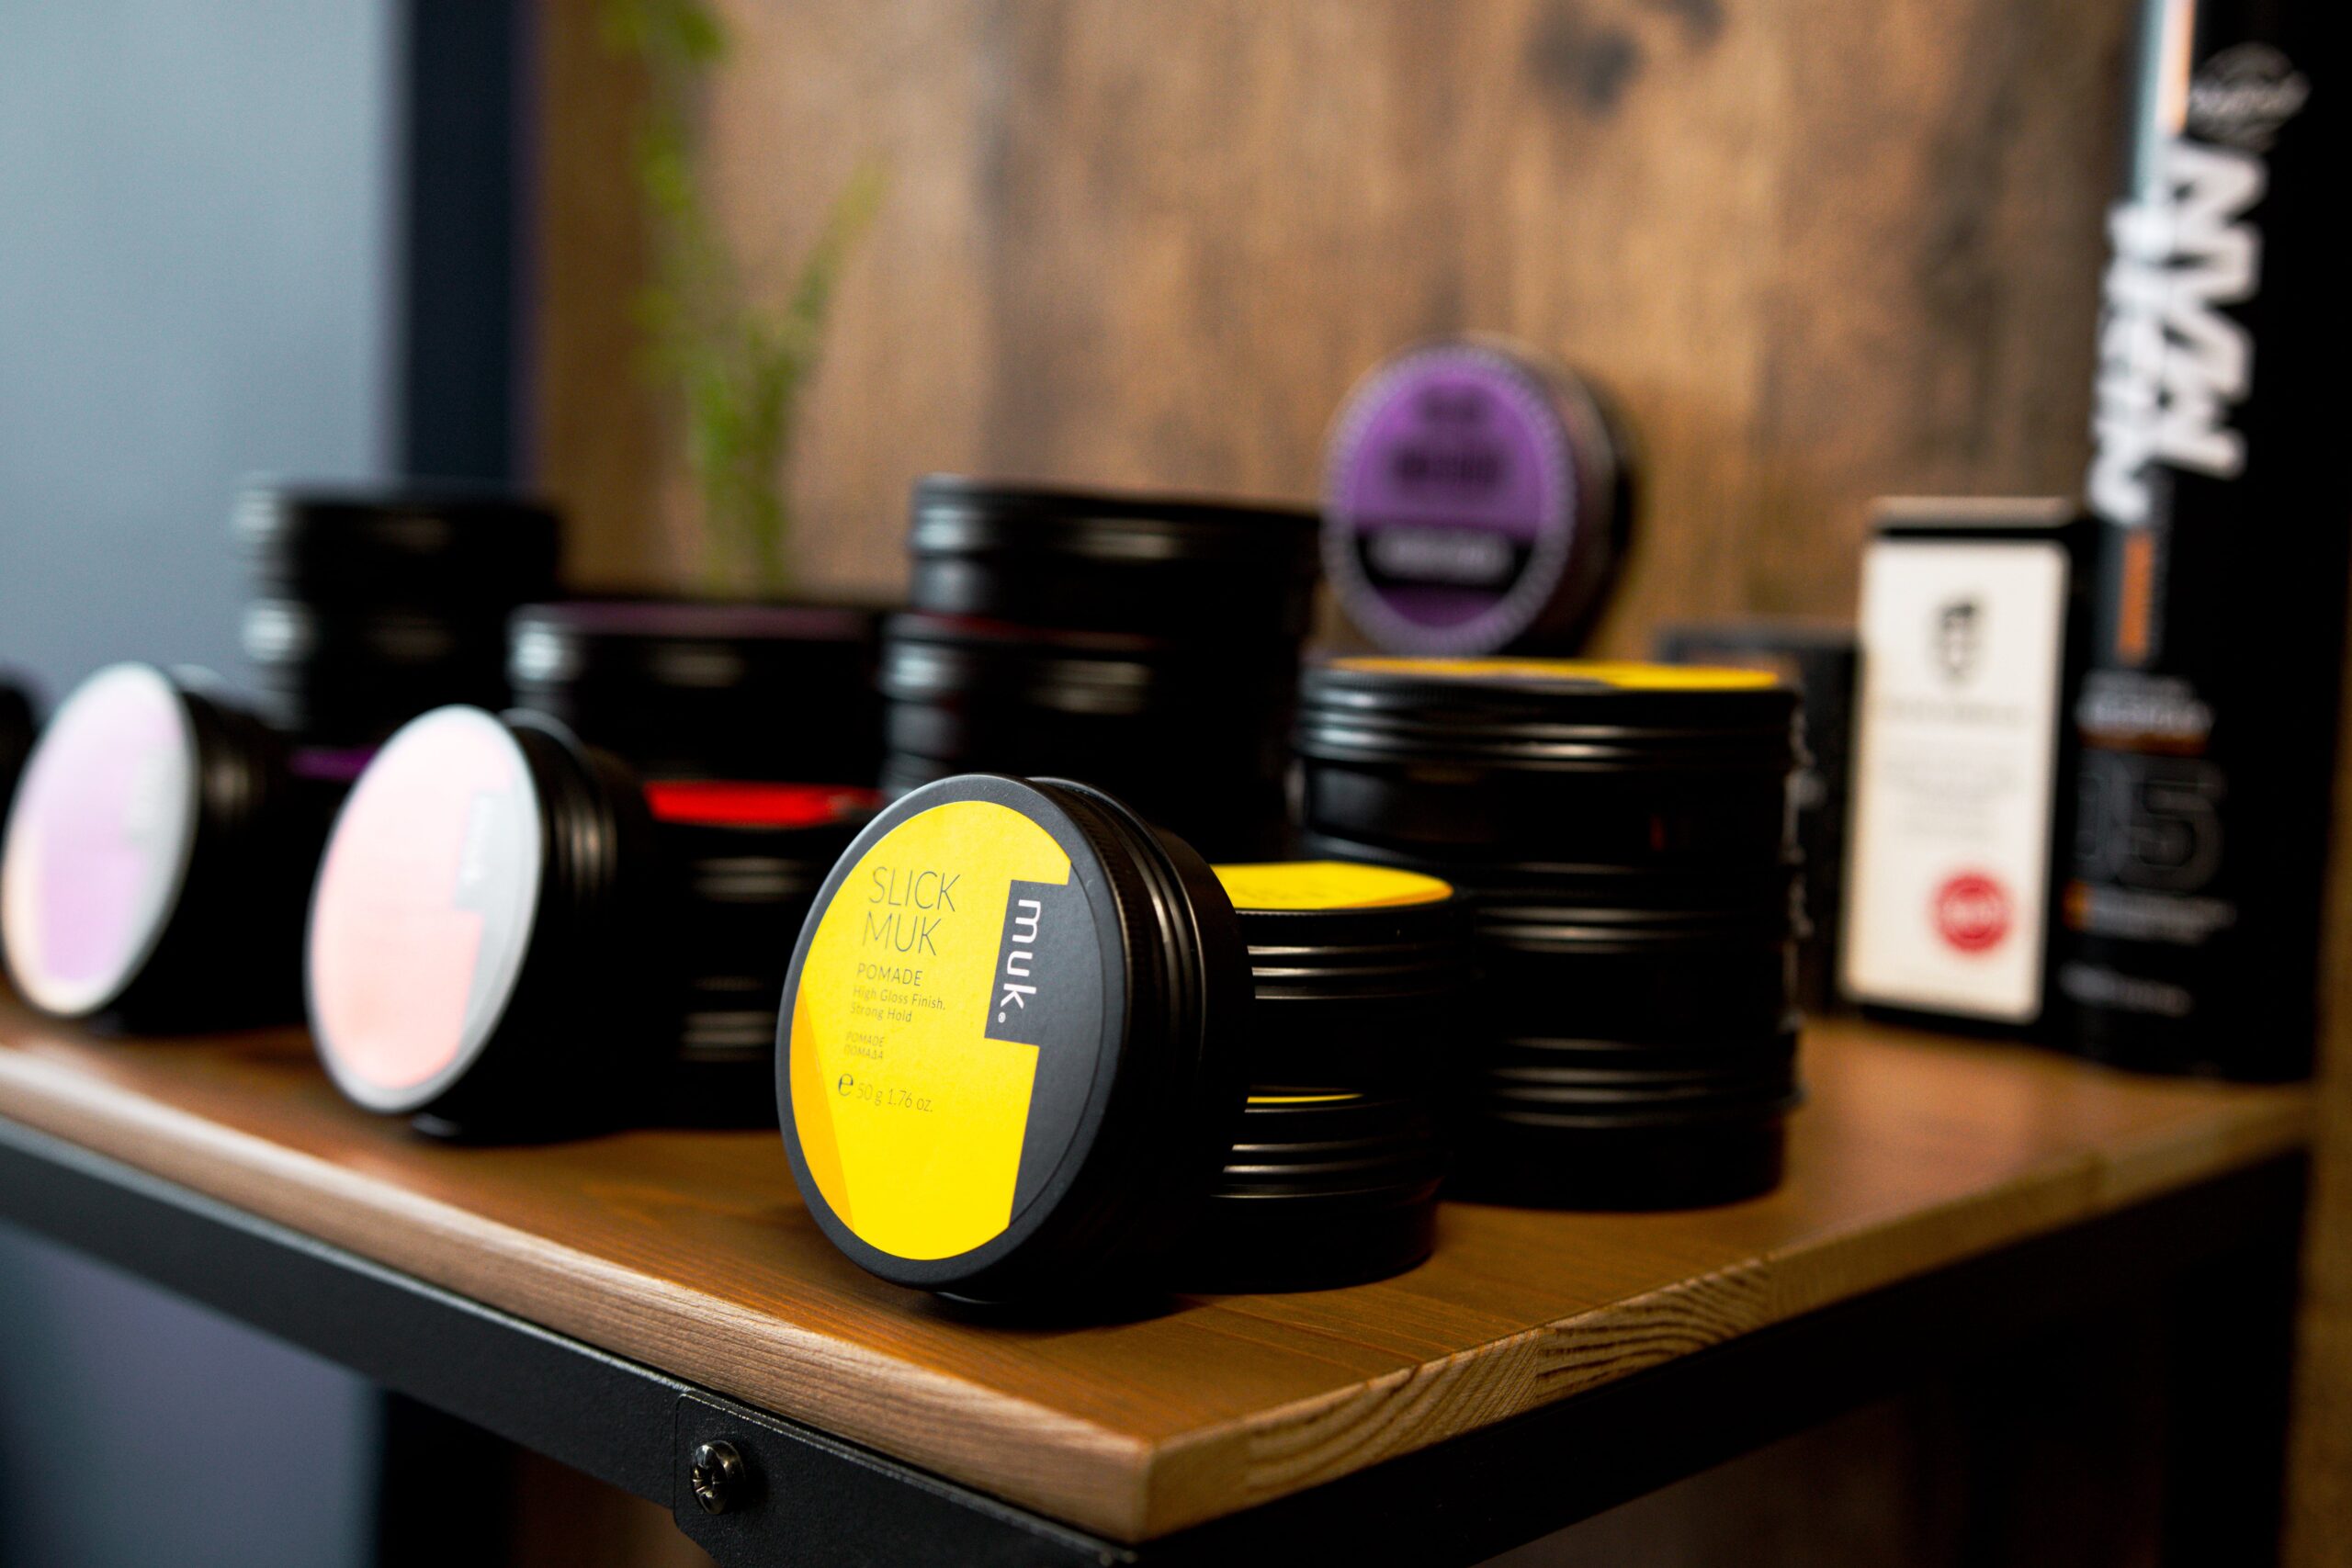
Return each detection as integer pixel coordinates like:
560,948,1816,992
2286,624,2352,1568
531,0,2126,651
532,0,661,587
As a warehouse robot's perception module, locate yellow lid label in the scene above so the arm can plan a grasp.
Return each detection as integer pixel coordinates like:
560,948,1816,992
1329,656,1777,691
1211,860,1453,911
1247,1091,1362,1106
786,798,1097,1262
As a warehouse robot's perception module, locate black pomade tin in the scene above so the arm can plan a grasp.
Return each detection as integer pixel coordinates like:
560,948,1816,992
1461,1029,1801,1211
879,613,1295,860
1175,861,1465,1290
3,664,346,1030
1181,1089,1447,1292
236,481,561,747
307,706,653,1138
775,773,1250,1303
508,599,884,785
643,781,879,1125
235,481,560,602
1210,860,1467,1091
1295,657,1798,870
909,476,1321,639
0,677,35,840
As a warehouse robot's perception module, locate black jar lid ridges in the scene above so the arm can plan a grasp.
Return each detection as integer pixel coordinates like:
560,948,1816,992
912,475,1319,559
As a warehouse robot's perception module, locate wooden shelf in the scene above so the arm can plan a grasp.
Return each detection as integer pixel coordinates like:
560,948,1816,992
0,1001,2311,1543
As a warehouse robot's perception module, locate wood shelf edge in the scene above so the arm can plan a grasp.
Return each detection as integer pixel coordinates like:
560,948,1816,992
0,1045,1164,1540
1126,1085,2315,1539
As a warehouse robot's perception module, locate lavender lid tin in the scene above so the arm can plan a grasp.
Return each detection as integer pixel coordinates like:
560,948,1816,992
1323,339,1627,655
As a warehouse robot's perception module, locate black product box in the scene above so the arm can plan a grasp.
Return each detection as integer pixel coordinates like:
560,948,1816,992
1654,621,1855,1017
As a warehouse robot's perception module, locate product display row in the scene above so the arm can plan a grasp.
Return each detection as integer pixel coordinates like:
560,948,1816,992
16,297,2316,1305
0,465,1815,1299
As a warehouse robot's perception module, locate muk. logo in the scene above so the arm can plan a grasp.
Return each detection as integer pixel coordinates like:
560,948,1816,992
996,897,1041,1024
985,880,1071,1047
1934,598,1982,684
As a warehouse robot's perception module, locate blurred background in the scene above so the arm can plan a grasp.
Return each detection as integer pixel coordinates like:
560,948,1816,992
2,2,2339,1565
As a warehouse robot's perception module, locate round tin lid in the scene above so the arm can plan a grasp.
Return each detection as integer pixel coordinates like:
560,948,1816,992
306,706,547,1114
1323,342,1623,654
1,665,202,1018
1297,656,1796,747
776,773,1244,1297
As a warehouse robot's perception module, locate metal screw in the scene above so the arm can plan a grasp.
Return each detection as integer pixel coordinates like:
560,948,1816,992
690,1439,748,1515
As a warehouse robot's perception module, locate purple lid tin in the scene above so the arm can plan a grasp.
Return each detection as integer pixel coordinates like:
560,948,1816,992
1323,339,1628,655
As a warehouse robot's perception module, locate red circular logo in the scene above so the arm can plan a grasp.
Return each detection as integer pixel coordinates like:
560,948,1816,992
1934,873,2011,953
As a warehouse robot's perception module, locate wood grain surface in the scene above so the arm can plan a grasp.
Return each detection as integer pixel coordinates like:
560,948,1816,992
0,1001,2307,1542
2285,607,2352,1568
530,0,2131,642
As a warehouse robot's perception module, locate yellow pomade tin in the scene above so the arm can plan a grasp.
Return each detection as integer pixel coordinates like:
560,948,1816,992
776,773,1250,1300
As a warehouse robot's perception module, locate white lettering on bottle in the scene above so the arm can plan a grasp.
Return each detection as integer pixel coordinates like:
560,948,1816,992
2087,138,2266,527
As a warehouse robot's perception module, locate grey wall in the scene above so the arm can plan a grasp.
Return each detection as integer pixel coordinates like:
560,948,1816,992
0,1230,384,1568
0,3,399,1565
0,0,397,696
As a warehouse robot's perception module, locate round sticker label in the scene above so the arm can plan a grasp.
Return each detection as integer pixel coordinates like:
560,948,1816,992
1325,345,1577,649
1,665,198,1016
307,707,543,1106
785,798,1108,1262
1934,872,2012,954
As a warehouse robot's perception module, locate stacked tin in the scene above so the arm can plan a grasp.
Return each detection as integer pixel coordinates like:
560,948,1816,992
1182,861,1467,1289
236,482,560,746
507,599,883,785
1295,657,1804,1209
879,476,1319,859
640,780,878,1124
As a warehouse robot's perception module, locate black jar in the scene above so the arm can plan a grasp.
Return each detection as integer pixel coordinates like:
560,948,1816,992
775,773,1250,1303
642,780,879,1125
1461,1026,1802,1210
236,480,560,746
306,705,652,1138
1181,1089,1448,1292
306,709,876,1136
1212,860,1468,1090
1293,657,1804,1211
508,599,883,784
1,664,344,1030
1174,860,1466,1291
236,481,560,601
908,476,1320,639
0,677,34,836
1295,658,1798,870
879,613,1295,859
1430,864,1794,1045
